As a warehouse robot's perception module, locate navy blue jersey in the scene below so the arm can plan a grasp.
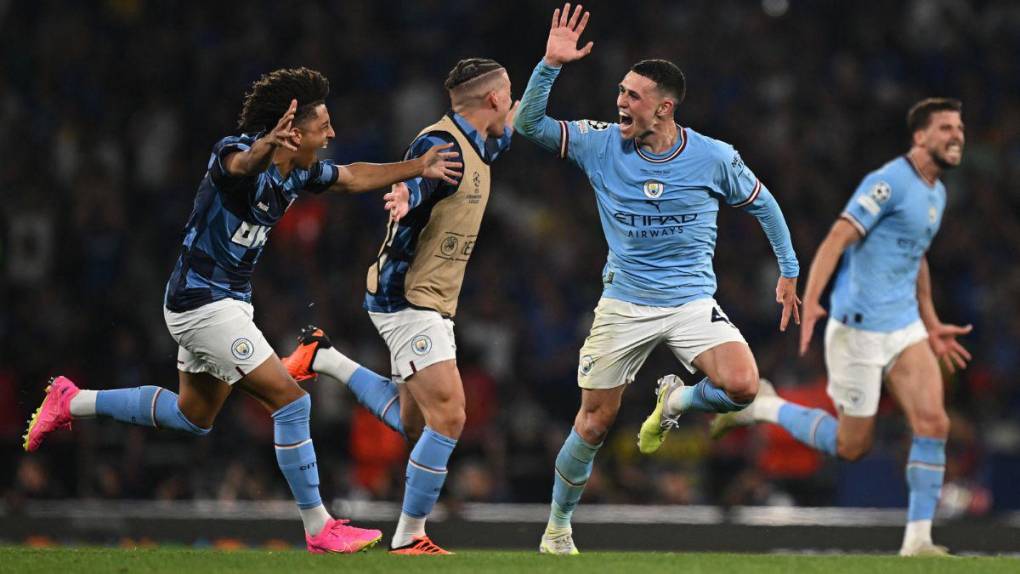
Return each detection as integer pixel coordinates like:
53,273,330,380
165,135,338,312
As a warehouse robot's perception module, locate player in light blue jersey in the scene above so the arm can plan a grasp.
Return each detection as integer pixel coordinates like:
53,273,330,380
711,98,972,556
23,67,462,554
514,5,800,554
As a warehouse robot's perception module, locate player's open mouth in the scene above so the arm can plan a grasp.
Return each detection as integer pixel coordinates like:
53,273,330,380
619,113,633,127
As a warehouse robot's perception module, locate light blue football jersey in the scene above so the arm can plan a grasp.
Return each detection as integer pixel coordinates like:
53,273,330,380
830,156,947,332
515,61,799,307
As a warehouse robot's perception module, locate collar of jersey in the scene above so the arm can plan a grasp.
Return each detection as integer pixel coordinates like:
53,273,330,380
447,111,490,161
634,125,687,163
902,154,938,189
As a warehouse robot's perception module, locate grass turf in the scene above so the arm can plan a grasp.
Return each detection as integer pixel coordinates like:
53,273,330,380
0,547,1017,573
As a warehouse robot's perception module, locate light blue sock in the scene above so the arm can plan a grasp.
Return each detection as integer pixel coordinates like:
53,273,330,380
776,403,838,456
907,436,946,522
273,394,322,510
95,386,210,435
677,377,749,413
549,429,602,529
348,367,404,436
402,426,458,518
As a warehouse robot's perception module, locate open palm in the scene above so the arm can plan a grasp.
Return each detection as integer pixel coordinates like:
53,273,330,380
545,3,593,67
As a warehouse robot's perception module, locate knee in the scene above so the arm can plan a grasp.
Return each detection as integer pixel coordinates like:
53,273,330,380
426,403,466,439
912,409,951,439
836,436,872,462
717,368,758,405
575,409,616,445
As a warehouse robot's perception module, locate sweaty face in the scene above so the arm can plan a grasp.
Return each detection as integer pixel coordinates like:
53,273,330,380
294,104,335,168
917,110,964,170
617,72,666,140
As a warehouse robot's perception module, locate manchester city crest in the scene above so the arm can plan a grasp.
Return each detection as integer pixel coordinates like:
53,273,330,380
579,355,595,376
411,334,433,355
643,181,664,199
231,338,255,360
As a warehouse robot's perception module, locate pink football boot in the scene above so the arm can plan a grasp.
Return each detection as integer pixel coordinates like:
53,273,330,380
23,376,80,452
305,518,382,554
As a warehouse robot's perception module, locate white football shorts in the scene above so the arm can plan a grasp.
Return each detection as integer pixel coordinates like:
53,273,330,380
824,318,929,417
577,297,747,390
369,307,457,383
163,298,274,385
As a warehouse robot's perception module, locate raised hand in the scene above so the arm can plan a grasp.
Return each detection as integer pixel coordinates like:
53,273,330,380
384,182,410,222
799,298,827,356
545,3,593,67
420,142,463,184
928,322,973,373
776,276,801,333
264,99,299,151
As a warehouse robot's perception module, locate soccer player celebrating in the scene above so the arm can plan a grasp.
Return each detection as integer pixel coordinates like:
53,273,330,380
23,67,461,554
513,4,800,554
282,58,518,554
711,98,970,557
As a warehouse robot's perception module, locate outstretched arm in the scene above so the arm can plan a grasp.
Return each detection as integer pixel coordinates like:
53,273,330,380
918,256,973,372
331,143,462,194
514,3,593,153
799,218,861,355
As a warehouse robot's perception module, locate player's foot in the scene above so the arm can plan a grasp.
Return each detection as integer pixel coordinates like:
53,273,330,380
539,528,579,555
389,535,453,555
23,376,80,452
709,378,777,439
637,374,685,454
899,541,952,557
305,518,382,554
283,325,333,383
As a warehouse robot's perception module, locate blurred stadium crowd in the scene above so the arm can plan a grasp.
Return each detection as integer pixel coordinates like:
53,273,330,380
2,1,1019,517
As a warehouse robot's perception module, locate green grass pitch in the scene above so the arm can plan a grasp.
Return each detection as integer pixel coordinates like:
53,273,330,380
1,547,1017,573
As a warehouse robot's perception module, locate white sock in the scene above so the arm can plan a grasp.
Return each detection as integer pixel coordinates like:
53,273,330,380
69,390,98,418
665,386,689,416
545,518,571,535
391,512,426,548
300,504,332,537
753,395,785,424
311,347,359,384
902,519,933,548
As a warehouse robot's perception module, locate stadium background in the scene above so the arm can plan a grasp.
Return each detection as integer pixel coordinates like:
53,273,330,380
2,0,1019,550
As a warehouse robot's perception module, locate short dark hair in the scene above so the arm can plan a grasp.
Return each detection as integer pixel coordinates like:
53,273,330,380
238,67,330,134
630,59,686,104
907,98,962,134
444,58,505,91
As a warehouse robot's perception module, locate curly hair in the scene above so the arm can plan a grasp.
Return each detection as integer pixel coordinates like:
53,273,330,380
237,67,330,134
444,58,505,91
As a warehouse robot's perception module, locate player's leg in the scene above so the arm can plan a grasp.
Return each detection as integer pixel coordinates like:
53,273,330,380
399,382,426,444
237,353,383,553
282,325,403,436
885,336,950,556
389,359,462,554
543,297,657,554
710,319,882,460
541,385,625,555
638,299,752,453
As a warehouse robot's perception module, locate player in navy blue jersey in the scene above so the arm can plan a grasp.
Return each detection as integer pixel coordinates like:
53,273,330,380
711,99,971,556
24,67,461,554
513,4,800,553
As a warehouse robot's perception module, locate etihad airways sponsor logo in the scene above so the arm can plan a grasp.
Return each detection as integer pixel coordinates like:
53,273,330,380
612,212,699,227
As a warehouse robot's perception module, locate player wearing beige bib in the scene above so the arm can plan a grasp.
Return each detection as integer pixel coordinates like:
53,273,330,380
283,58,518,555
